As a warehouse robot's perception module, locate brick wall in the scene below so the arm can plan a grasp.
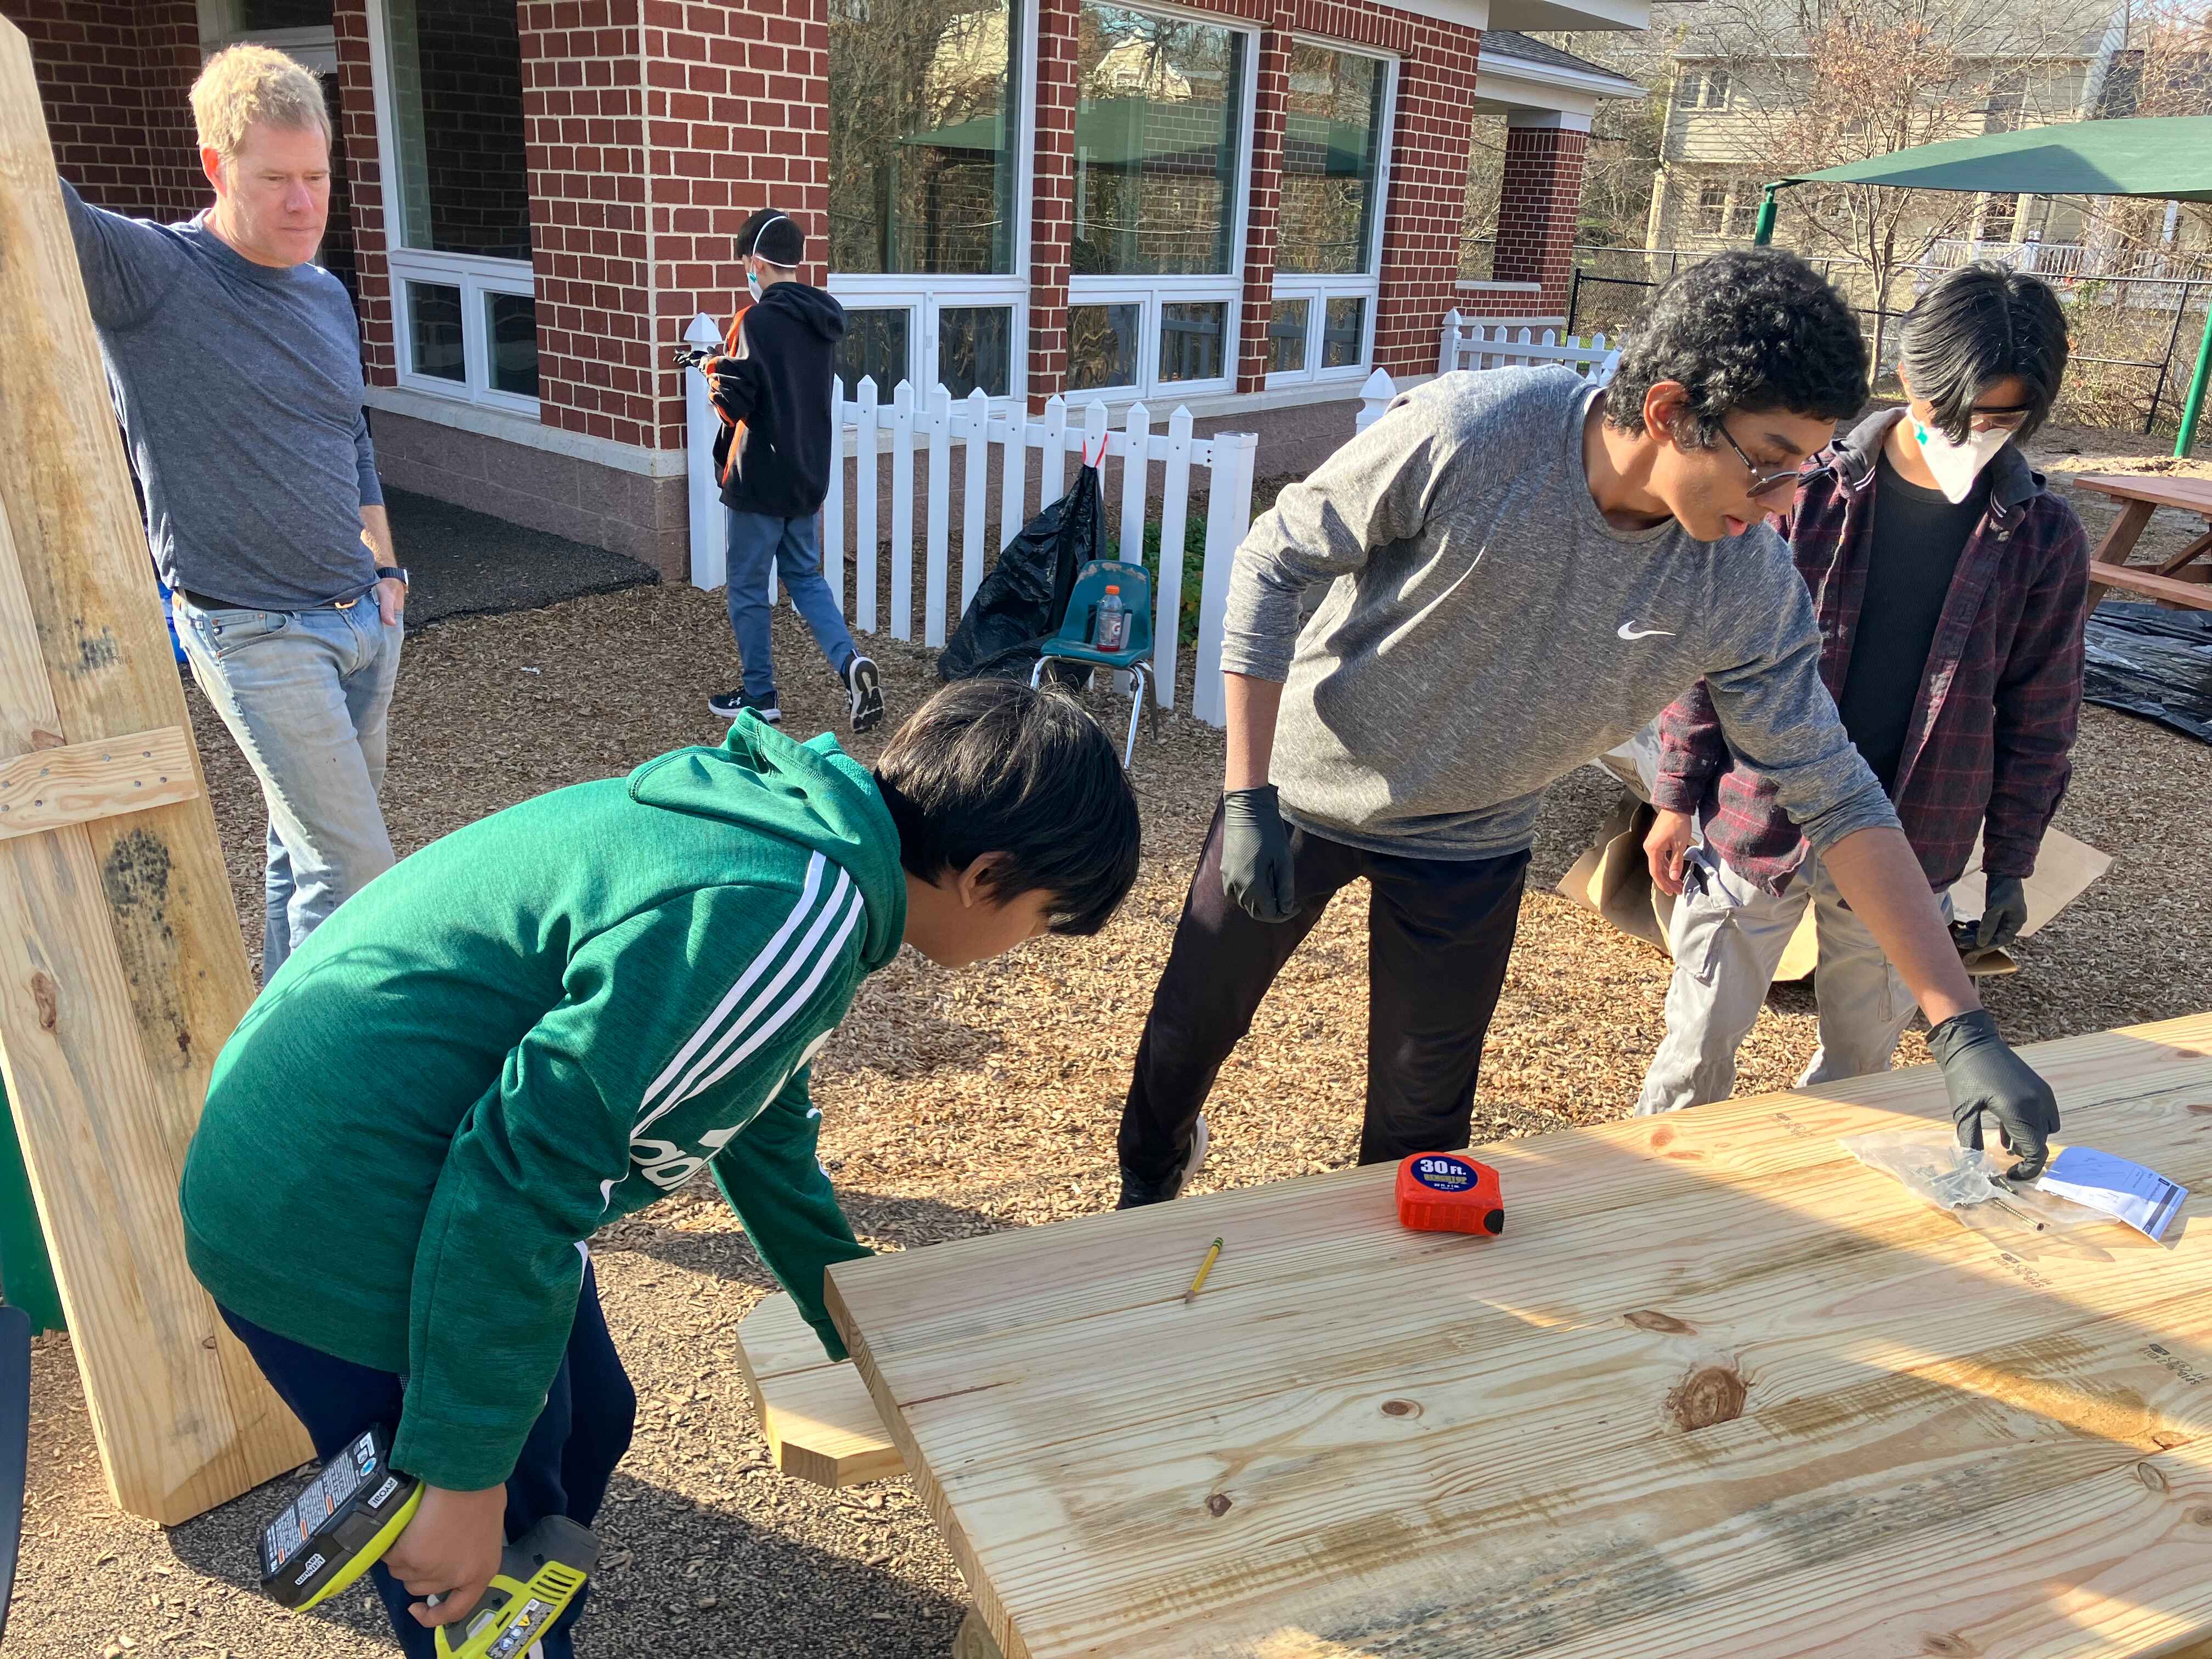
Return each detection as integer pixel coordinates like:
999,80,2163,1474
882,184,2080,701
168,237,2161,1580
413,0,532,259
1233,19,1289,393
1026,0,1079,408
1372,13,1481,380
1492,121,1588,317
5,1,205,219
333,1,391,379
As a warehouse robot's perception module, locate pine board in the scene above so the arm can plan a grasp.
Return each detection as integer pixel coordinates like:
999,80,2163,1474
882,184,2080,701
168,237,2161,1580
0,18,311,1522
736,1291,904,1488
828,1014,2212,1659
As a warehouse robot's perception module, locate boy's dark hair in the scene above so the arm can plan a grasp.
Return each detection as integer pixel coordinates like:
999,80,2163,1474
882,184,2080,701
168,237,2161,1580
874,680,1140,936
1605,249,1870,448
1897,262,2069,443
738,207,805,268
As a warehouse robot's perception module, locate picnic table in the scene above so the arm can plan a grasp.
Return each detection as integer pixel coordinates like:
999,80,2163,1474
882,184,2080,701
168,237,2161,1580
809,1014,2212,1659
2076,473,2212,612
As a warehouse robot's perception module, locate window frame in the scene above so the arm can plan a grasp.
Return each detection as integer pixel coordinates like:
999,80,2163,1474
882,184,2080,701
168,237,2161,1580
1264,35,1396,392
1696,182,1730,238
197,2,338,70
362,0,541,414
830,290,1033,403
826,0,1039,406
1063,0,1263,406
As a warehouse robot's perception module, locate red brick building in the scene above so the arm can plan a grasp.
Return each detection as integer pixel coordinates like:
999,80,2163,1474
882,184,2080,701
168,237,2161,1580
11,0,1643,578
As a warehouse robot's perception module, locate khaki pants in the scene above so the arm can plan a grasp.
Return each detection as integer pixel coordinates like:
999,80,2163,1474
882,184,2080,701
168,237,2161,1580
1634,847,1950,1115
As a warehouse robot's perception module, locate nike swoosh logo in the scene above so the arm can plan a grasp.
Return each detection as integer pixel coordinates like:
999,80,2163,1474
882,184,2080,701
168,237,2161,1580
1617,622,1675,640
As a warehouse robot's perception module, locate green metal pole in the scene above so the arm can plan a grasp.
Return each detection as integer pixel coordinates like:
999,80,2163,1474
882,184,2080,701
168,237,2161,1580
2176,298,2212,458
1753,184,1781,247
0,1081,63,1335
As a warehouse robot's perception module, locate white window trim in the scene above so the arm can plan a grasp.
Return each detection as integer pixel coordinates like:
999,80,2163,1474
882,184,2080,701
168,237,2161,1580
1064,0,1260,405
196,5,338,70
361,0,540,414
826,0,1039,406
828,287,1032,404
1265,38,1395,390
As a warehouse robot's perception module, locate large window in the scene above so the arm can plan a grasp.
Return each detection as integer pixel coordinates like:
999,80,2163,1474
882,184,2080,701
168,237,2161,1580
1265,41,1391,390
1065,1,1251,400
827,0,1028,399
373,0,539,409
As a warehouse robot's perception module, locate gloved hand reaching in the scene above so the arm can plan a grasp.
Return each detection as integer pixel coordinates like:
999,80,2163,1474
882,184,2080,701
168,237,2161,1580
1976,875,2029,952
1221,786,1296,923
1928,1007,2059,1181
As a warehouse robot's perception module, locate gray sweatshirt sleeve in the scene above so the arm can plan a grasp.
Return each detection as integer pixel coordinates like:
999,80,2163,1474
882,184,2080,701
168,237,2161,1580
1218,380,1465,682
61,182,178,330
1701,544,1900,850
354,411,385,509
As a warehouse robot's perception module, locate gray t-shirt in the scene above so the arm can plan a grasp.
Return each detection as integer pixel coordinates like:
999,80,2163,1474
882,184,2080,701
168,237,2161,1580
1220,367,1898,861
63,183,382,611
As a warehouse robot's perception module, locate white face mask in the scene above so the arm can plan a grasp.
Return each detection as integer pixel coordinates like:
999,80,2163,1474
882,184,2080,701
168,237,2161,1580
745,267,762,301
1911,417,2010,504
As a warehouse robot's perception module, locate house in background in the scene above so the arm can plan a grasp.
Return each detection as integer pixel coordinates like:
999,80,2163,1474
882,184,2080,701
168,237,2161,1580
13,0,1647,580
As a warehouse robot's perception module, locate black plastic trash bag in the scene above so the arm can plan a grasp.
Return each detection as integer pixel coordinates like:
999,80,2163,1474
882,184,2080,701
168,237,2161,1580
938,453,1102,684
2083,599,2212,745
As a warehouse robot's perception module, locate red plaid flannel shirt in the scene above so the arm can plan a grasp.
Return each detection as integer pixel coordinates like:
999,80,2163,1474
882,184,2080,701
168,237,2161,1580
1651,409,2091,895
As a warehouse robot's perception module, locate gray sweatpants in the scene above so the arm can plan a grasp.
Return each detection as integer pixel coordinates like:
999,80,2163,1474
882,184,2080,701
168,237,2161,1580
1634,847,1950,1115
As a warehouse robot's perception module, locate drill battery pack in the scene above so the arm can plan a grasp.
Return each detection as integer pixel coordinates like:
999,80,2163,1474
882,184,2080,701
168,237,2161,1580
259,1425,423,1611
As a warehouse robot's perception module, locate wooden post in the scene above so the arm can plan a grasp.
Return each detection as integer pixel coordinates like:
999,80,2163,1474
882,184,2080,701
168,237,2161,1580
0,18,313,1523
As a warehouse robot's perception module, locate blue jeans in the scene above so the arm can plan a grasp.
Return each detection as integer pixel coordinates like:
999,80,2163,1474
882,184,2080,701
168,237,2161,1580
219,1265,634,1659
725,509,857,699
176,589,401,983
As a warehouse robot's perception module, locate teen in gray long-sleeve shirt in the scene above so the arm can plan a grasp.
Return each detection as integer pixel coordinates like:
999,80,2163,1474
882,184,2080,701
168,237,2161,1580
63,44,407,983
1116,250,2062,1211
1221,366,1895,862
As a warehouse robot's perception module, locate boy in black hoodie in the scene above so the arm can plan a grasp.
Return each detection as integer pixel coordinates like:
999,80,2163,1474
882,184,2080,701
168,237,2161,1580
702,208,883,732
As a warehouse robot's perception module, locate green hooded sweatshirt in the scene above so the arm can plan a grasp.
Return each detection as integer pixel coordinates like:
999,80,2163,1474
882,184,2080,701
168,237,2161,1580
180,719,905,1492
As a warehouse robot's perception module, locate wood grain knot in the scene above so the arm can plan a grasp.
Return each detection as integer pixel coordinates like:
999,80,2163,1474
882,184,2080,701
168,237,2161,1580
1921,1633,1978,1656
1380,1399,1420,1418
1649,1124,1676,1150
1205,1493,1233,1517
2188,1103,2212,1116
29,971,58,1033
1666,1364,1747,1430
2137,1461,2171,1493
2187,1506,2212,1527
1625,1309,1695,1335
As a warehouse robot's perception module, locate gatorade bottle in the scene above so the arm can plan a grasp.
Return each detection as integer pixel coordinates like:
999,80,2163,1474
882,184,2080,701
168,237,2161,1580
1096,584,1128,651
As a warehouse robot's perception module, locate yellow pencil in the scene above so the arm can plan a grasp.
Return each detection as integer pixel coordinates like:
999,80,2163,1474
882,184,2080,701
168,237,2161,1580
1184,1237,1223,1305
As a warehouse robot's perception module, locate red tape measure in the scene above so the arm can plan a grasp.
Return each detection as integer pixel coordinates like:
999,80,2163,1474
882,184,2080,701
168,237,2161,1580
1396,1153,1504,1236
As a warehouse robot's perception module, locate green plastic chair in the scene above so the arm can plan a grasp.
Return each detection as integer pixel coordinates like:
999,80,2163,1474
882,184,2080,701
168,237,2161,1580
1030,559,1161,767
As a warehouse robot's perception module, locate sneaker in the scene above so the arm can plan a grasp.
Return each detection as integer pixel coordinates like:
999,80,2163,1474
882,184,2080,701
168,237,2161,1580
708,688,779,724
1115,1112,1209,1210
844,654,884,733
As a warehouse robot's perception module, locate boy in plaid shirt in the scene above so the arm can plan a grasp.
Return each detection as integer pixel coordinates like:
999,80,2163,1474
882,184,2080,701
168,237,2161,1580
1637,263,2089,1120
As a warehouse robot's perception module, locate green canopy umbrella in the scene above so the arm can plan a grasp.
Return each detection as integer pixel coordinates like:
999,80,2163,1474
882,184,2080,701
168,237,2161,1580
1749,116,2212,454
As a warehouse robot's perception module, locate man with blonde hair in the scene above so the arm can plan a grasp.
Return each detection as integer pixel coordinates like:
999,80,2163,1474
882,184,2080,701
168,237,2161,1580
60,43,405,980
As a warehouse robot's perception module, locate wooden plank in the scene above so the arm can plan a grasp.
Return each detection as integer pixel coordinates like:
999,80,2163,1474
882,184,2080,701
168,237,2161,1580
2090,564,2212,611
855,377,879,635
830,1014,2212,1659
0,727,200,842
2074,473,2212,513
961,388,989,611
734,1291,903,1489
925,385,951,649
0,19,309,1523
890,380,915,643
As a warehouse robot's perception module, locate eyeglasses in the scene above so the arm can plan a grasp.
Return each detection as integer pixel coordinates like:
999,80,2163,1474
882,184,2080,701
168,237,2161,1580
1963,403,2035,432
1717,420,1804,503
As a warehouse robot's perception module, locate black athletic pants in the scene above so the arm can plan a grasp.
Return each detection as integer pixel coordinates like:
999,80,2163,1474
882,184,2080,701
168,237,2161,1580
1120,803,1528,1184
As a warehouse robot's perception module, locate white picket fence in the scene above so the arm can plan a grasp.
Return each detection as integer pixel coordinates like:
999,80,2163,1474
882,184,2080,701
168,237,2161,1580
1439,312,1621,381
684,313,1258,728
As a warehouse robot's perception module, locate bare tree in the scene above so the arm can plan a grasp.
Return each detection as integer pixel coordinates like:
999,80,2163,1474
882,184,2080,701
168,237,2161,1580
1681,0,2112,369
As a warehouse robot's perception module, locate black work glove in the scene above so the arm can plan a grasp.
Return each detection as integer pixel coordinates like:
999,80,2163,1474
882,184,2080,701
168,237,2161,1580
1975,875,2029,952
1928,1008,2059,1181
1221,786,1296,923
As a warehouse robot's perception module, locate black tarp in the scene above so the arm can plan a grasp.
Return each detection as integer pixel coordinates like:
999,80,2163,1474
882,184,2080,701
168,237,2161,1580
2083,600,2212,744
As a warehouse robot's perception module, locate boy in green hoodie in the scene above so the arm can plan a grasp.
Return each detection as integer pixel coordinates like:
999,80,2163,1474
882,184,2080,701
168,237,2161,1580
180,680,1139,1657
